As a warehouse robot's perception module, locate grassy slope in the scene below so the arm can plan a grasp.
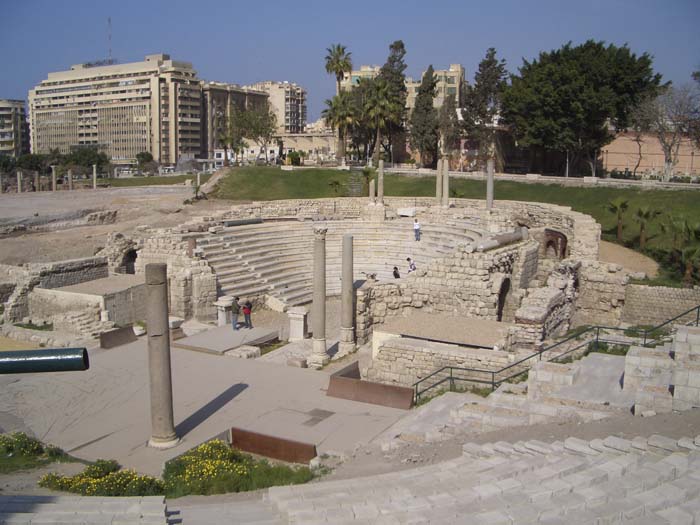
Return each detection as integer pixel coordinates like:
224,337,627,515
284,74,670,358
213,167,700,252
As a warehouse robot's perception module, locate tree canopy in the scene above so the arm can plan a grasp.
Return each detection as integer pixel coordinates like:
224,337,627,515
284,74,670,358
410,65,439,166
325,44,352,95
501,40,662,174
438,93,460,157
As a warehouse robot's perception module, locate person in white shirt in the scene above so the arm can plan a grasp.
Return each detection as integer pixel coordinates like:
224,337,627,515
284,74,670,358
413,219,421,241
407,257,416,273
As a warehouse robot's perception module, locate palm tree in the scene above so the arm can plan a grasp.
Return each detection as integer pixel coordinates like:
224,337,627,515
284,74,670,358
325,44,352,95
365,79,398,165
634,206,661,250
606,198,629,243
322,92,354,162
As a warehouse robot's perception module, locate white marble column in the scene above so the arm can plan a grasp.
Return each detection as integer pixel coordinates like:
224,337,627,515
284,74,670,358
16,170,22,193
368,179,376,204
67,169,73,191
92,164,97,190
339,234,355,354
435,158,443,202
50,166,57,191
308,227,329,369
377,160,384,205
441,159,450,206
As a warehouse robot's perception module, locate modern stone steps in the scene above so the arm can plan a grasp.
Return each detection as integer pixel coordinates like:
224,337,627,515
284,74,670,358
264,435,700,524
167,499,284,525
0,495,167,524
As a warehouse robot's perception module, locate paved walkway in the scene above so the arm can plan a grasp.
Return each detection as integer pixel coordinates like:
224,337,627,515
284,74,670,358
0,340,405,477
173,325,278,355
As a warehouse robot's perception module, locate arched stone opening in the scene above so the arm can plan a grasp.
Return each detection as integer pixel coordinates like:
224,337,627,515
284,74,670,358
543,229,568,259
121,249,138,274
496,278,512,322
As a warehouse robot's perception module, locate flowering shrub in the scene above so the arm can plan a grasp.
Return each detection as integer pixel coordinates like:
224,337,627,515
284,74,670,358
0,432,69,473
39,459,164,496
163,440,313,498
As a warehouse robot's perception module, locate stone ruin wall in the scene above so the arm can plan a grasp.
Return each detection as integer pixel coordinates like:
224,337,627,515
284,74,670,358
356,240,539,345
136,233,217,321
622,285,700,326
572,262,629,327
1,257,108,323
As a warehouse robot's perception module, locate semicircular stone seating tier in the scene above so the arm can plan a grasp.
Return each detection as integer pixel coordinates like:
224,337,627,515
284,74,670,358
195,218,489,307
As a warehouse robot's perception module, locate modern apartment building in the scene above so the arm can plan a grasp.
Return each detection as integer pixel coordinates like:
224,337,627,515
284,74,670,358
0,99,29,158
341,64,466,110
201,82,268,159
244,81,307,134
28,54,202,165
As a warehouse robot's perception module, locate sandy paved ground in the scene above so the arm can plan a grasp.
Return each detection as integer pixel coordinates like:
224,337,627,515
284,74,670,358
599,240,659,277
0,336,38,351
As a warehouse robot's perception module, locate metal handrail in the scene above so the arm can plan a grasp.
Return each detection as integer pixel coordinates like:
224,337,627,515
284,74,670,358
412,304,700,403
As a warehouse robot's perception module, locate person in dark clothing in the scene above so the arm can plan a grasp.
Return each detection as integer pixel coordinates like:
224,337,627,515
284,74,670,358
393,266,400,278
243,300,253,329
231,296,241,330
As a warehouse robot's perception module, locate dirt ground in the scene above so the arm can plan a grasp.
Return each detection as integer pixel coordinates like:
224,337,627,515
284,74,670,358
598,240,659,277
0,187,234,265
0,336,38,350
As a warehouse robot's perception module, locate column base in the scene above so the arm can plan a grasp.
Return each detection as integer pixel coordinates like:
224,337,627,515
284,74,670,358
148,435,180,450
338,341,356,355
308,338,329,369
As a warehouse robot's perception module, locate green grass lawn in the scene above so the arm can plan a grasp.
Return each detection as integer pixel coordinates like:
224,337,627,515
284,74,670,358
213,167,700,253
95,174,212,187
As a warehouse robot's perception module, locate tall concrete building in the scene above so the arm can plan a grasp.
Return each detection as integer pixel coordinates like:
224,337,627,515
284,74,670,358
28,54,202,166
244,81,307,134
341,64,466,110
0,99,29,158
201,82,268,159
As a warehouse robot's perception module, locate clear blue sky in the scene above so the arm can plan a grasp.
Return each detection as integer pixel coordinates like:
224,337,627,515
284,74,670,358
3,0,698,121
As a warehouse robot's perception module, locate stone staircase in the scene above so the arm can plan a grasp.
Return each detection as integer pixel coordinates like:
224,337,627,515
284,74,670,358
52,307,116,339
264,433,700,524
0,495,167,524
167,498,283,525
196,218,488,309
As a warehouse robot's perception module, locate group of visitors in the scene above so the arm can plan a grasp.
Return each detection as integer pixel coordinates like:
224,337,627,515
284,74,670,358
231,296,253,330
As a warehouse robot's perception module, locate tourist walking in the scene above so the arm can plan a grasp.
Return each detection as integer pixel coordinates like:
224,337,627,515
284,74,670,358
413,219,421,241
393,266,401,278
406,257,416,273
243,300,253,329
231,296,241,330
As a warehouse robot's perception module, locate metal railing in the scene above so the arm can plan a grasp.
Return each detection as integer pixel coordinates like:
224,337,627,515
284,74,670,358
412,304,700,404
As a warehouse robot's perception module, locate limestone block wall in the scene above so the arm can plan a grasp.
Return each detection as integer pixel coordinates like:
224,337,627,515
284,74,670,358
2,257,108,323
356,240,537,345
136,232,217,321
622,285,700,326
27,289,102,321
95,232,139,274
0,282,15,304
572,262,629,327
364,338,513,387
103,285,146,326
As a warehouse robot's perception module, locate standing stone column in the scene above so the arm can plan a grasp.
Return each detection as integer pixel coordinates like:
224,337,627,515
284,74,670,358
50,166,57,192
441,159,450,206
67,170,73,191
435,158,443,202
92,164,97,190
339,235,355,354
486,158,495,210
196,172,201,188
34,172,39,192
16,170,22,193
308,227,329,369
368,178,376,204
145,263,179,449
377,160,384,205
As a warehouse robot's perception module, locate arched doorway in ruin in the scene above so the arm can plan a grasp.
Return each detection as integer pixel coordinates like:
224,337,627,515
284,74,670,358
496,277,512,322
121,249,138,274
543,229,568,260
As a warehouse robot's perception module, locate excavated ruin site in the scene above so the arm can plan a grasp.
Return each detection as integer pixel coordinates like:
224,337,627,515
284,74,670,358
1,180,700,524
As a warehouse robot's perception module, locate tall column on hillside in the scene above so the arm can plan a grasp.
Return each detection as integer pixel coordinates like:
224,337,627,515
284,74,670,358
441,159,450,206
50,166,57,191
145,263,179,449
435,158,443,203
67,170,73,191
487,159,495,210
16,170,22,193
34,172,39,192
377,160,384,205
92,164,97,190
339,234,355,354
308,227,329,369
368,179,376,204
